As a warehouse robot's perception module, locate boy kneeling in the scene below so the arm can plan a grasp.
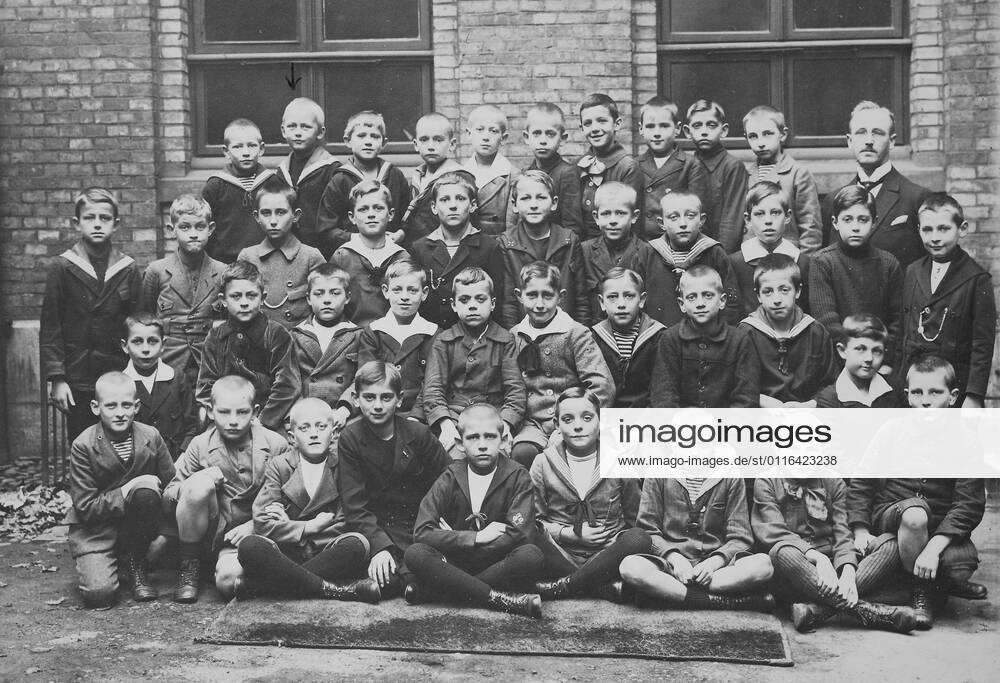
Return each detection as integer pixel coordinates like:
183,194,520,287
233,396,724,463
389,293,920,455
66,371,175,607
235,398,380,602
405,404,544,617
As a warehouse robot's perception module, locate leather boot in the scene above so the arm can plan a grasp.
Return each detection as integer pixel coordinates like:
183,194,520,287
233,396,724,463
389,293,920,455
685,586,775,613
534,576,575,600
944,579,988,601
127,555,157,602
173,557,200,604
593,580,631,603
910,583,935,630
790,602,839,633
403,581,422,605
848,600,919,633
321,577,381,604
487,590,543,619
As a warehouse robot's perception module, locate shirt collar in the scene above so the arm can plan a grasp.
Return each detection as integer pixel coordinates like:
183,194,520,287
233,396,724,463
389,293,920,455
341,234,406,267
414,159,466,187
511,308,574,340
463,154,513,188
834,368,893,406
426,225,480,243
677,317,728,342
259,234,302,260
857,161,893,184
369,313,438,345
296,317,358,336
122,359,175,382
741,238,800,263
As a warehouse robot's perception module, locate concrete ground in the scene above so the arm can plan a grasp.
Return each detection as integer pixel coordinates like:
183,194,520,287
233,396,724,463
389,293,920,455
1,503,997,682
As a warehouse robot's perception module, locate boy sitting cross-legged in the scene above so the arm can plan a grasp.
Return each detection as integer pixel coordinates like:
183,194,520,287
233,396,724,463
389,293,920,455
329,179,410,327
338,362,451,597
66,371,175,608
590,268,665,408
619,478,774,612
164,375,292,603
650,266,760,408
739,254,837,407
815,314,901,408
235,398,381,603
423,267,526,459
404,404,544,618
358,259,438,420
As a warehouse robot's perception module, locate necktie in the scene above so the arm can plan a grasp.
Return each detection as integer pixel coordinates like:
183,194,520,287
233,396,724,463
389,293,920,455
858,178,884,198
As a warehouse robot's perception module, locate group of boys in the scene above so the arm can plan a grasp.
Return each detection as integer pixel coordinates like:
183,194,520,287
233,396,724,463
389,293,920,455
43,92,991,634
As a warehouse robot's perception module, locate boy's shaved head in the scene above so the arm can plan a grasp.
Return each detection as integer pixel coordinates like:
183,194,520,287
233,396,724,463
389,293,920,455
94,371,136,401
679,265,724,295
525,102,566,131
457,403,504,435
211,375,256,406
224,118,262,146
289,397,335,425
416,112,455,138
283,97,325,128
467,104,508,133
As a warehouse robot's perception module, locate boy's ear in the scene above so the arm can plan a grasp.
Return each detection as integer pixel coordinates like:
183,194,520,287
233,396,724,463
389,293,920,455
592,209,599,222
431,202,440,217
721,123,730,137
514,288,522,299
835,342,847,360
959,220,970,235
697,212,707,227
631,209,640,225
656,216,665,228
292,208,302,223
70,216,80,229
522,130,530,144
259,142,266,156
613,117,623,130
381,283,390,297
550,195,559,212
206,221,216,236
560,130,568,142
348,210,356,223
412,137,421,153
948,388,960,406
387,207,396,222
638,290,648,308
120,339,128,355
90,399,100,417
447,136,457,152
165,222,177,239
778,127,789,143
682,124,692,138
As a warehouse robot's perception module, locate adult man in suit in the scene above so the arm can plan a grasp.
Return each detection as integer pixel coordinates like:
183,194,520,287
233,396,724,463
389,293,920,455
822,101,932,268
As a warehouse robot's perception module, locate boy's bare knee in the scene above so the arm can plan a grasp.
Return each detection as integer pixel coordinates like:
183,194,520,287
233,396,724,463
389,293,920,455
215,555,244,598
899,506,929,532
618,555,650,583
747,553,774,582
179,474,217,504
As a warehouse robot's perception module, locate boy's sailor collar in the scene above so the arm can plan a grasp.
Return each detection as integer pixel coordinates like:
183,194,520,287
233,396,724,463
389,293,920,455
740,306,814,342
296,316,358,337
463,154,513,189
592,313,665,355
741,238,800,263
413,158,466,188
648,233,718,270
511,307,574,340
61,243,134,282
254,234,302,261
369,313,437,346
278,148,338,186
426,224,480,243
857,160,893,185
340,233,406,267
122,359,175,382
834,368,893,406
210,166,275,190
339,157,392,183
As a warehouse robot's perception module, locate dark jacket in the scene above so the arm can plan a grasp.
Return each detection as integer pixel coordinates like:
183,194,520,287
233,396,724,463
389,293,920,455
498,222,587,326
276,150,342,258
315,159,411,251
579,234,657,325
696,145,750,254
358,314,438,417
65,422,175,556
899,248,996,399
195,313,298,431
752,152,822,253
644,237,742,327
846,478,986,538
638,478,753,563
727,239,811,317
126,361,199,458
579,143,643,241
329,238,410,327
409,227,505,329
638,148,710,241
650,318,760,408
752,478,857,570
402,161,477,245
464,155,513,236
202,166,274,264
40,243,141,389
413,458,535,567
591,314,666,408
236,235,326,329
822,167,932,268
289,319,362,408
337,417,451,558
527,154,583,236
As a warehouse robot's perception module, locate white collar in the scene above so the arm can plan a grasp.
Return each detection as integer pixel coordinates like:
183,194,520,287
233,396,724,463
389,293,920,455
511,307,574,340
297,317,357,336
463,154,513,187
341,234,406,267
740,238,800,263
834,368,893,406
426,225,479,244
857,161,893,184
369,313,438,346
122,359,175,382
61,249,134,282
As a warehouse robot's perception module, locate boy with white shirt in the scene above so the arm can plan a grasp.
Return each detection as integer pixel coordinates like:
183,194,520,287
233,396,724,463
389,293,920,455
404,404,544,617
462,105,514,235
815,315,901,408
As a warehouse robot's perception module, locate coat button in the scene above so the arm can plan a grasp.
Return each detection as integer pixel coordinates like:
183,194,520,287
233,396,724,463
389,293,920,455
237,333,244,339
285,311,293,319
698,343,707,350
544,349,551,355
286,280,293,287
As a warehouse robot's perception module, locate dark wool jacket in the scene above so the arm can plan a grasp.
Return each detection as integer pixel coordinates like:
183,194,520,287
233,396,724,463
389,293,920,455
358,314,438,417
579,234,657,326
315,158,411,251
644,239,742,327
464,155,513,236
237,235,326,329
498,221,588,327
899,248,996,399
846,478,986,538
579,143,643,241
65,423,175,557
202,165,274,264
276,150,342,258
126,361,199,458
752,478,857,570
591,313,666,408
638,148,710,241
195,312,298,431
727,239,811,317
413,458,535,567
527,154,583,236
337,417,451,558
289,319,362,408
402,161,477,245
329,238,410,328
409,228,505,329
638,478,753,563
696,145,750,254
40,243,141,390
650,318,760,408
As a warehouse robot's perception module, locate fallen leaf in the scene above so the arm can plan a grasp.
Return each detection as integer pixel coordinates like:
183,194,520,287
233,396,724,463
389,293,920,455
45,597,66,606
27,646,52,653
10,563,28,569
40,566,58,573
25,667,40,674
0,582,7,587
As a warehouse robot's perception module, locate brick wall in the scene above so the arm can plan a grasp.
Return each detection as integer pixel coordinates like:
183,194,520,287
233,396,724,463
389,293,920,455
0,0,161,322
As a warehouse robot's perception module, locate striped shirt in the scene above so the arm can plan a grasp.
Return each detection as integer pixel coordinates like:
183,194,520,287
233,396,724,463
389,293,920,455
110,435,133,465
755,163,778,184
610,318,642,359
680,477,708,503
234,174,258,191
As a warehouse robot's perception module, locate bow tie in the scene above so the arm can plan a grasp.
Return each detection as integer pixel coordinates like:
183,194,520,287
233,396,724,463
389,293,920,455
464,512,489,531
517,334,543,376
577,155,607,184
567,499,598,537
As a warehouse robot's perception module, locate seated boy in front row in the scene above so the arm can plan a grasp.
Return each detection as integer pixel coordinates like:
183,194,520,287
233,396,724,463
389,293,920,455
405,404,544,618
815,314,900,408
164,375,292,603
337,362,451,597
66,371,175,608
619,477,774,612
422,267,525,459
650,266,760,408
739,254,837,407
196,260,298,432
236,398,380,603
848,356,987,631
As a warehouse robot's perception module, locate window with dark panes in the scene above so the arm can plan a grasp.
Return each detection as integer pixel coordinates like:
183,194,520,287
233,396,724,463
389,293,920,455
190,0,433,157
658,0,910,146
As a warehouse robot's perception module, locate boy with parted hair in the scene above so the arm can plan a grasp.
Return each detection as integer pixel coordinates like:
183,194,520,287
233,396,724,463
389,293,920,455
202,118,275,263
463,104,514,235
815,314,900,408
316,110,411,250
522,102,583,235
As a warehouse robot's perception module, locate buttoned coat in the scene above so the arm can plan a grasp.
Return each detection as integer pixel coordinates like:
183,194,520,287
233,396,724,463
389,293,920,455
202,165,274,264
579,143,643,241
290,319,362,407
358,315,438,417
579,235,657,325
237,235,326,329
591,313,665,408
276,150,342,257
526,154,583,236
752,153,822,253
315,159,411,251
638,148,710,241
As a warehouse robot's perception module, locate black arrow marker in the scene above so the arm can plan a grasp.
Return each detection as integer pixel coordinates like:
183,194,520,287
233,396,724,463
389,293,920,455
285,63,302,90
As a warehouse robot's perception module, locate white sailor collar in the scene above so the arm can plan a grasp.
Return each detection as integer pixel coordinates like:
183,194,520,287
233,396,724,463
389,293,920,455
340,234,407,268
741,238,800,263
511,307,574,340
122,359,175,382
369,313,438,346
425,225,480,243
834,368,893,406
463,154,513,188
296,317,358,336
